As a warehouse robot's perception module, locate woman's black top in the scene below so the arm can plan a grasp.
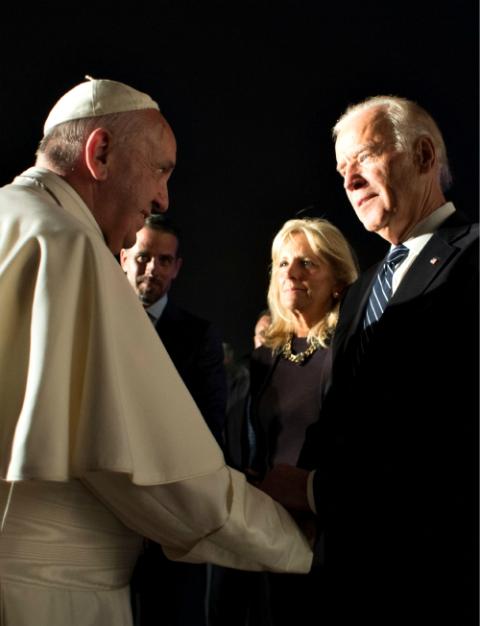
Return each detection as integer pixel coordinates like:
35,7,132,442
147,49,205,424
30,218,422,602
249,337,332,475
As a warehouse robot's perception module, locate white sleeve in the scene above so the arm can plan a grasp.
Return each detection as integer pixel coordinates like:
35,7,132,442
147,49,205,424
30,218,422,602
83,465,312,574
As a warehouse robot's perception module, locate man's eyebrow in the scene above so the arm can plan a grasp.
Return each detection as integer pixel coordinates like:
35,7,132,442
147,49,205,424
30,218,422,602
335,143,375,173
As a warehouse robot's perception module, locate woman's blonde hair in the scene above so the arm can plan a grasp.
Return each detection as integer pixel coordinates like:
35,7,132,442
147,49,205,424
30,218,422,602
264,217,358,351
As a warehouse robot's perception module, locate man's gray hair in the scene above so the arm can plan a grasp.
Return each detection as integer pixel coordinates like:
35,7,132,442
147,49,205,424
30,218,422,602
333,95,452,191
36,111,144,173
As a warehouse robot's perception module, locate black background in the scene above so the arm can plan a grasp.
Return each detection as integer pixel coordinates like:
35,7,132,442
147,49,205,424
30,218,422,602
1,1,477,357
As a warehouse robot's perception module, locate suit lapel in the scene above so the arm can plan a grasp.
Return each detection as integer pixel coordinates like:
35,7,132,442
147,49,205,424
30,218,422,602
333,213,473,360
333,265,378,361
155,299,174,331
391,219,472,306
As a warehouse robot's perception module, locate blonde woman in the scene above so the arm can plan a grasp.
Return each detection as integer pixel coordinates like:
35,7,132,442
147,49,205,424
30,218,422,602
249,217,358,476
219,217,358,626
208,218,358,626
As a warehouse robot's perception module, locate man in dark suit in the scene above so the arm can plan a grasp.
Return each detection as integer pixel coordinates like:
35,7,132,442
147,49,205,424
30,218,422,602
259,96,478,625
121,213,227,626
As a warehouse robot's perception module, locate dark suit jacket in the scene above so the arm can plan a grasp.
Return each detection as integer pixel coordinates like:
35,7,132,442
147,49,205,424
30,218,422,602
131,301,227,626
300,212,479,625
155,300,227,446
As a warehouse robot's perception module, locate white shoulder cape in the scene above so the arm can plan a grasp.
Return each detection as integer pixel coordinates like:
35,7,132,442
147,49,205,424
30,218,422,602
0,168,224,484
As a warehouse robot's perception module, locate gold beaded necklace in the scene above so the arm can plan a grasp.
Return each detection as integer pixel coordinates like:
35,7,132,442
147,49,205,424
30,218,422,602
281,335,321,364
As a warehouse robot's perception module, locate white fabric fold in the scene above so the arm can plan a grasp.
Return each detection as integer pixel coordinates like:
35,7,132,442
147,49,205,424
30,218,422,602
0,168,313,626
0,168,224,485
84,467,312,573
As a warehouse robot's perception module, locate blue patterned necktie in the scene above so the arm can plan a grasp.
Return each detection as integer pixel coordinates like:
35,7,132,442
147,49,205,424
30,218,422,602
363,245,409,330
356,244,409,362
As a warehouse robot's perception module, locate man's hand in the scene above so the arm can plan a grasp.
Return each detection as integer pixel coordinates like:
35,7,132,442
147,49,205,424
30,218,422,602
259,464,311,512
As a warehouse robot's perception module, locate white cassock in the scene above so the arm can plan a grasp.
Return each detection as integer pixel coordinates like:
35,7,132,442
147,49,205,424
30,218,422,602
0,167,312,626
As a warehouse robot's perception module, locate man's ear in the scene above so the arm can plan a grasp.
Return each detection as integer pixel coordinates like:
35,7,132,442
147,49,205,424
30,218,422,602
119,248,128,269
414,136,436,174
85,128,112,180
173,256,183,279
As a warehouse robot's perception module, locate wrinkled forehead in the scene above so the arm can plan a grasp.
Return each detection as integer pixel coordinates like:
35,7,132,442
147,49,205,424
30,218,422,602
335,107,393,160
139,110,176,149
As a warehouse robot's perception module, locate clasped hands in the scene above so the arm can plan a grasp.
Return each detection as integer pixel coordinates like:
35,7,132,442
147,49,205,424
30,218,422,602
247,464,316,546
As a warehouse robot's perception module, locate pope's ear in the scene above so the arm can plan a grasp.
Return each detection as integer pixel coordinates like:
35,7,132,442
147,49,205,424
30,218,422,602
84,128,112,180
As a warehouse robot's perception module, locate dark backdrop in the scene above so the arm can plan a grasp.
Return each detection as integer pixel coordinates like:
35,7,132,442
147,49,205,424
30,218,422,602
1,1,477,357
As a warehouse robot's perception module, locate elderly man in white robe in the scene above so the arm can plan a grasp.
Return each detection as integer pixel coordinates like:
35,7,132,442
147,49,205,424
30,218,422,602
0,78,312,626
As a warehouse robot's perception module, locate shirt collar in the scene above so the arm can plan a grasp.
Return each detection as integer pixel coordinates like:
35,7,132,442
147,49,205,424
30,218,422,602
146,294,168,323
398,202,456,257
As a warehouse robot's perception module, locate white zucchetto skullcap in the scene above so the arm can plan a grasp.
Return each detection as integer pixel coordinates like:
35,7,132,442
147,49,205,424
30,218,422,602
43,75,160,135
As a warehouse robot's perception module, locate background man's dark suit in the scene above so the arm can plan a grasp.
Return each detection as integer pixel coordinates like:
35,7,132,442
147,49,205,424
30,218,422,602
155,299,227,446
300,212,479,625
122,215,229,626
133,299,227,626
